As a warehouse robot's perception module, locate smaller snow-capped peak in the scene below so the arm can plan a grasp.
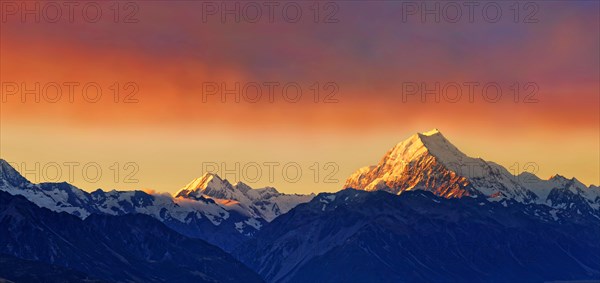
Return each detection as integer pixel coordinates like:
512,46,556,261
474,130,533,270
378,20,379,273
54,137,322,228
175,173,235,200
186,172,228,190
174,172,313,222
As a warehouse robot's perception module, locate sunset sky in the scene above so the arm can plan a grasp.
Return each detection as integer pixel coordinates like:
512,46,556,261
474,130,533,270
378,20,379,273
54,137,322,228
1,1,598,194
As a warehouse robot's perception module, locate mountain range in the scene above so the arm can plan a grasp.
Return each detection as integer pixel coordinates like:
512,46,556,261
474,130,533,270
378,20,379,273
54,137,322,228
1,129,599,282
0,160,312,251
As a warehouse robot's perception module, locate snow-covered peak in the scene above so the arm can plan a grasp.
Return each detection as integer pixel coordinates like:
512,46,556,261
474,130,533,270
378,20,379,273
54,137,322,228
174,173,235,200
543,175,593,194
234,181,253,194
346,130,485,197
418,130,472,166
548,174,576,184
256,187,280,195
421,128,441,136
345,130,599,214
547,175,590,194
174,172,313,222
383,129,469,171
370,129,489,187
0,159,29,187
184,172,228,191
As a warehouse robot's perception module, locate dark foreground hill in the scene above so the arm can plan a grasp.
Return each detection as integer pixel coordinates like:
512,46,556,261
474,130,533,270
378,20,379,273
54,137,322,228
0,190,263,283
237,189,600,283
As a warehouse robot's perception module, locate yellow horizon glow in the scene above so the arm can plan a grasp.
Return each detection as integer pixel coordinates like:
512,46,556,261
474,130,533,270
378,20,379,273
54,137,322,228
1,123,597,195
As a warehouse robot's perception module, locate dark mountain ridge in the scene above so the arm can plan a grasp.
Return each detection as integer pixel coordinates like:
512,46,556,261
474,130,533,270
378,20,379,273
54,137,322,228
237,189,600,283
0,190,263,283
